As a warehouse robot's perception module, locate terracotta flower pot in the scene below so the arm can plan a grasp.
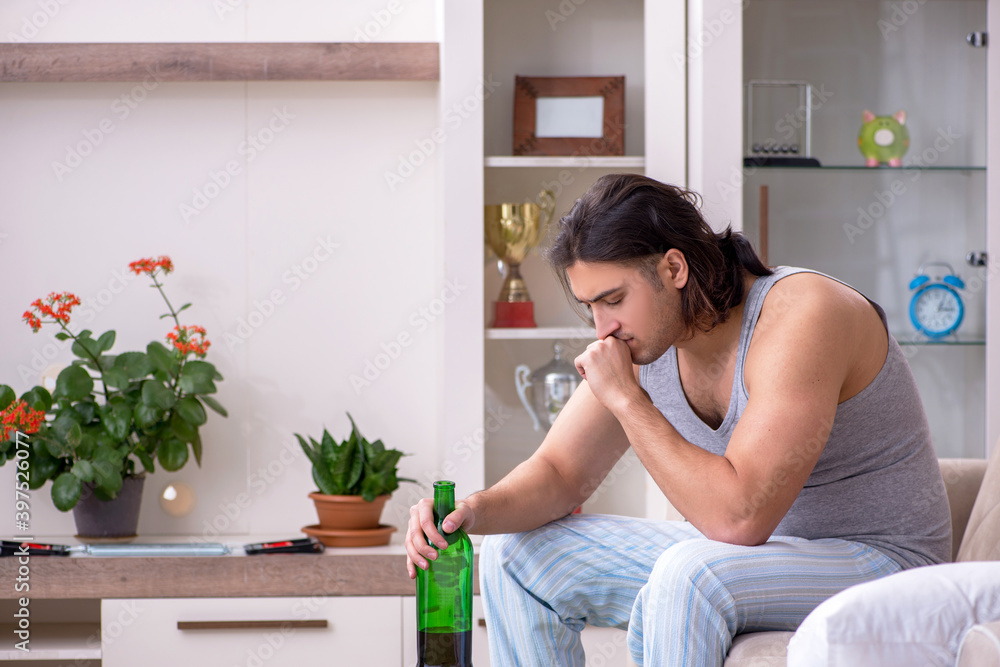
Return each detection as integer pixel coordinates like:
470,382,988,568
308,492,389,530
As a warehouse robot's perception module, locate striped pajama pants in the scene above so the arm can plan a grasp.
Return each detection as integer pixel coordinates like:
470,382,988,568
480,513,902,666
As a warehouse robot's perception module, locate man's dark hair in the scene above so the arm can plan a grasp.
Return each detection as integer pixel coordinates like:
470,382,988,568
545,173,772,333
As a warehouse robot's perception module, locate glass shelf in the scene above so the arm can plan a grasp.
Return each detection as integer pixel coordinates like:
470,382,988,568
745,164,985,172
894,335,985,346
487,328,984,345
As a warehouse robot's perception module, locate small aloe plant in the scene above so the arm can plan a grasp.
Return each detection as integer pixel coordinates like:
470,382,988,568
295,413,414,502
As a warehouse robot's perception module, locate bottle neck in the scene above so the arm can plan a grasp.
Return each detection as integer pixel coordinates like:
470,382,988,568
432,482,456,524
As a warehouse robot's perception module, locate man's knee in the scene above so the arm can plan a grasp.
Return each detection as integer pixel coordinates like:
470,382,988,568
481,532,521,565
647,539,720,589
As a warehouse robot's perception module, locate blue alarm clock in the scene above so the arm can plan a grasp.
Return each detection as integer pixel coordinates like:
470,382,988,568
908,262,965,338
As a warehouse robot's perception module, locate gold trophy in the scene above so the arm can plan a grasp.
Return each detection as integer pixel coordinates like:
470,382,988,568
485,189,555,327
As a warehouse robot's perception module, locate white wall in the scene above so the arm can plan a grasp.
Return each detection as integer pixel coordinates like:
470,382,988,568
0,0,449,538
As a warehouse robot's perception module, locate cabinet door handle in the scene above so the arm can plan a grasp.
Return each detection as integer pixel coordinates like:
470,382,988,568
478,619,487,628
177,620,328,630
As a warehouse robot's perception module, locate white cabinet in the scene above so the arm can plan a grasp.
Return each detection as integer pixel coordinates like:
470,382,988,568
101,597,401,667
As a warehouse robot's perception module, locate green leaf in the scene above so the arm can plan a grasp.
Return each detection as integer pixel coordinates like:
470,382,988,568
44,439,68,459
21,386,53,413
71,333,101,360
141,380,176,411
311,466,337,496
90,445,126,494
362,437,386,462
176,303,192,314
0,385,15,411
46,411,81,456
27,449,59,488
175,396,207,426
373,448,404,473
178,374,216,395
96,330,117,354
93,443,124,463
54,365,94,401
99,402,131,441
113,352,154,380
178,360,218,394
133,402,162,430
170,410,197,441
200,394,227,417
72,401,96,424
321,429,335,454
190,431,203,467
71,459,95,482
296,434,322,468
146,341,176,375
66,422,83,448
180,360,215,379
102,367,130,390
332,438,363,495
75,431,96,459
51,473,83,511
135,446,155,474
157,438,189,471
92,461,123,496
347,412,363,442
360,469,391,502
54,332,70,341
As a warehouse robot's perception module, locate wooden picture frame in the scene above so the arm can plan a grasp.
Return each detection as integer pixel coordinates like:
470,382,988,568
513,75,625,156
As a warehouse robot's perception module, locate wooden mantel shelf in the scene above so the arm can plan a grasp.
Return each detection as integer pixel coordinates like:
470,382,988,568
0,42,439,82
0,549,480,599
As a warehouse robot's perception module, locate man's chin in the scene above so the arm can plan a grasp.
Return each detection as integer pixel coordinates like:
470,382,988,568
631,344,671,366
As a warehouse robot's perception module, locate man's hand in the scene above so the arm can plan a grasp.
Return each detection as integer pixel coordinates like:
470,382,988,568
574,336,641,414
405,497,476,579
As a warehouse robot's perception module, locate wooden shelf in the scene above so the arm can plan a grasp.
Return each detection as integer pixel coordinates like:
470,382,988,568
0,42,439,82
0,545,479,599
486,327,595,340
0,623,101,660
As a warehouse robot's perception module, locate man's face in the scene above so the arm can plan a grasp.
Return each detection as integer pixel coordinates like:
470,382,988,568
566,259,686,365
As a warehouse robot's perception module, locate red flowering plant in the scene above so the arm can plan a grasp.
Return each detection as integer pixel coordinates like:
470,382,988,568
0,256,226,512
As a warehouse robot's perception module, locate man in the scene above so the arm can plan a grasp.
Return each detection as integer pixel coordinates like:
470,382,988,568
405,174,950,666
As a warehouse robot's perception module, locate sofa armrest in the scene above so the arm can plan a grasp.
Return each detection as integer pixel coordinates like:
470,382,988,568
957,621,1000,667
939,458,988,560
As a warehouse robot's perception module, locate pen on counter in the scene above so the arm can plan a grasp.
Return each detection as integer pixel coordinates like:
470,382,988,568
243,537,324,555
1,540,73,556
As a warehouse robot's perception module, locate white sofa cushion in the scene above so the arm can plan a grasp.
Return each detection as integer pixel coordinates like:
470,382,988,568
787,562,1000,667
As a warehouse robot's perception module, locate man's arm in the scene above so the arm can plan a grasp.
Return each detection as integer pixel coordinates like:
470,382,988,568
405,375,630,576
578,278,863,546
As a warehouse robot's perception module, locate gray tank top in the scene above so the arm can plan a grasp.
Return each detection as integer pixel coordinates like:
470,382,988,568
640,267,951,568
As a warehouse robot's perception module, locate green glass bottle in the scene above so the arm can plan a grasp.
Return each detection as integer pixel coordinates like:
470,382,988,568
415,480,474,667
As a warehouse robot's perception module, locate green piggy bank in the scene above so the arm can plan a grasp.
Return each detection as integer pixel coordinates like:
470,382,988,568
858,109,909,167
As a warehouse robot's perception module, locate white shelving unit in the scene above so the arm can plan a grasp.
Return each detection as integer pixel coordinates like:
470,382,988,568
475,0,687,524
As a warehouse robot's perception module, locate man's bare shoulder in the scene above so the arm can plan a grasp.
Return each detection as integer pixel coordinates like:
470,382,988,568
748,271,886,396
762,271,870,313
